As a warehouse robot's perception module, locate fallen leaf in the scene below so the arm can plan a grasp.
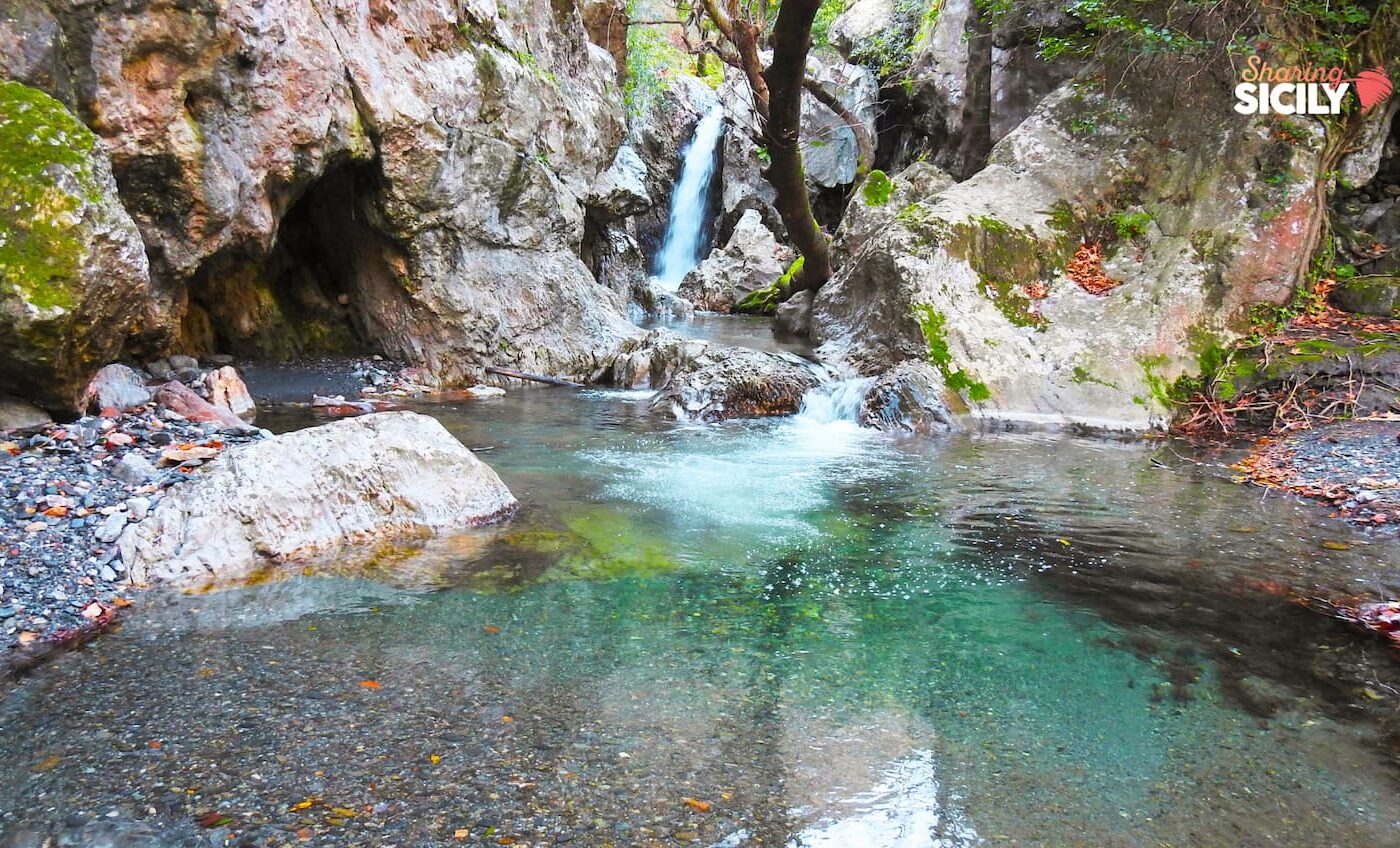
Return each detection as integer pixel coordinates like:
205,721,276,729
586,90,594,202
16,631,39,646
430,754,441,764
359,680,382,689
454,828,470,840
682,797,711,813
31,755,62,772
288,798,319,811
483,624,501,635
148,740,162,749
1056,538,1071,546
1321,540,1352,551
42,505,68,517
296,827,313,840
330,807,358,818
195,811,232,828
500,715,513,723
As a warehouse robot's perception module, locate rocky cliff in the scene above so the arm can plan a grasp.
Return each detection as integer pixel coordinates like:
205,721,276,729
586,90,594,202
1,0,638,411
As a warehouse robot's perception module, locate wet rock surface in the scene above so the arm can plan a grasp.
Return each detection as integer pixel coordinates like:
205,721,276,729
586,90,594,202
677,210,793,314
597,330,823,422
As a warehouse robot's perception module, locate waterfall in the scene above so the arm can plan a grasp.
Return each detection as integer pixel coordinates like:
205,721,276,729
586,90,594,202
794,377,874,426
652,106,725,290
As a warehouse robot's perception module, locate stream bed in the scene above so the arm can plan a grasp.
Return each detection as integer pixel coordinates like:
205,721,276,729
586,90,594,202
2,377,1400,847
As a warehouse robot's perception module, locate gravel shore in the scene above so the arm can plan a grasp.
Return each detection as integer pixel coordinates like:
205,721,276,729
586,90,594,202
1,408,265,666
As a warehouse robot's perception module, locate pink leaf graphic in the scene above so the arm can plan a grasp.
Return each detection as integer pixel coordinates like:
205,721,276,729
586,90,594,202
1353,66,1393,113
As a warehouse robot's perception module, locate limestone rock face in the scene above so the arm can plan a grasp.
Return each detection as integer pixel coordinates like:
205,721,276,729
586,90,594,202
828,0,894,57
814,68,1335,430
580,0,628,81
903,0,1084,173
119,412,517,587
1,0,638,388
677,211,794,313
0,82,170,414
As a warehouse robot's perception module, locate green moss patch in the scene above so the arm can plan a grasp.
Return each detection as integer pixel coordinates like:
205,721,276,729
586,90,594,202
912,303,990,403
0,81,101,312
862,169,893,206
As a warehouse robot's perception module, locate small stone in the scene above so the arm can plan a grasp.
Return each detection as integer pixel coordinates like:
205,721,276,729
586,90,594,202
207,353,235,366
113,453,158,485
125,496,150,522
99,565,118,583
95,511,128,544
168,354,200,371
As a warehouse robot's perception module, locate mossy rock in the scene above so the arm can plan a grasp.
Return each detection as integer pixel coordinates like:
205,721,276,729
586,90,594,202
1331,275,1399,318
0,81,160,413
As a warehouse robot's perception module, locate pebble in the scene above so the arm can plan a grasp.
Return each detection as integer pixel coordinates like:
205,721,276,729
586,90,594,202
1,398,265,656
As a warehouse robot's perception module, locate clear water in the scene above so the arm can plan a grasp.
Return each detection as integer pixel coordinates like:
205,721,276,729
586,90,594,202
652,107,726,289
3,386,1400,847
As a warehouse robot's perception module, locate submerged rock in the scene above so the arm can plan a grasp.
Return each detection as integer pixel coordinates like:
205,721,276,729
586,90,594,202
774,290,815,338
119,412,517,587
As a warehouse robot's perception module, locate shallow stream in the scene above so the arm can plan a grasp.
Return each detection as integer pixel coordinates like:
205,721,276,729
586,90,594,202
2,329,1400,847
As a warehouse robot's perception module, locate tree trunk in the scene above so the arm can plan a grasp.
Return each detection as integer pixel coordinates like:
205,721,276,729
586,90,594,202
763,0,831,296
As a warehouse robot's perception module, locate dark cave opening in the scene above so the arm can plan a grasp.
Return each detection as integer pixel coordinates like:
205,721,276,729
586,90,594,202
184,159,404,361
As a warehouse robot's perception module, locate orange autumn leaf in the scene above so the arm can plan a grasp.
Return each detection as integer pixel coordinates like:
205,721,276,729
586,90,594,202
296,827,313,840
682,797,712,812
483,624,501,635
454,828,470,840
112,597,133,608
359,680,382,689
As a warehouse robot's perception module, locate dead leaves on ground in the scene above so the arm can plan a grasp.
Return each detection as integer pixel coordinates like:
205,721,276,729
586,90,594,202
1066,242,1123,295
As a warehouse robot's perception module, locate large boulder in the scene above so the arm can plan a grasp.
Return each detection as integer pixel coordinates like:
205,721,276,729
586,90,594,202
814,65,1336,430
0,81,169,414
677,210,794,312
2,0,637,386
119,412,517,587
597,330,823,421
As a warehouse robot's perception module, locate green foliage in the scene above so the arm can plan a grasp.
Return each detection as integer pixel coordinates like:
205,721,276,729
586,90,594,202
911,304,991,402
1037,0,1381,71
862,169,893,206
847,0,934,80
1110,211,1152,240
0,81,100,312
624,12,689,117
812,0,848,48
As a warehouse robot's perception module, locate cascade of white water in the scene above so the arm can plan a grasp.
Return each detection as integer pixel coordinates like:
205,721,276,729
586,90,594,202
794,377,875,425
652,106,726,289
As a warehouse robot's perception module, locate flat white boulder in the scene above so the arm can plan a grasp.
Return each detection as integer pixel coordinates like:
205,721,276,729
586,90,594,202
120,412,517,587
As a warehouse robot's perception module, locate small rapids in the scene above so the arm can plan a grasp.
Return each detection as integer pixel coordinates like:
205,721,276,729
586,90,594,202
653,106,726,288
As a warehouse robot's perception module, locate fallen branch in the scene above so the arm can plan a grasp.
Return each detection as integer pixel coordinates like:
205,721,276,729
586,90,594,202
485,366,582,388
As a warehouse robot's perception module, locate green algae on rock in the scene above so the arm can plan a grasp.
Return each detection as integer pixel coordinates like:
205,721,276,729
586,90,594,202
0,81,165,413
